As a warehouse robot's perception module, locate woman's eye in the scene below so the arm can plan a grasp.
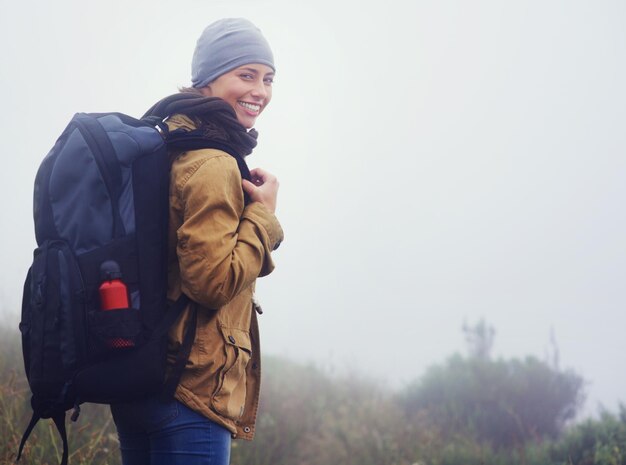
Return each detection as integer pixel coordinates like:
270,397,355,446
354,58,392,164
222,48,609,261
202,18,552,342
264,77,274,85
240,73,254,80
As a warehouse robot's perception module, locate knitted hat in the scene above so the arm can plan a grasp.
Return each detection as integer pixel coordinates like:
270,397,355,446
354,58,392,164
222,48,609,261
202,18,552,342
191,18,275,88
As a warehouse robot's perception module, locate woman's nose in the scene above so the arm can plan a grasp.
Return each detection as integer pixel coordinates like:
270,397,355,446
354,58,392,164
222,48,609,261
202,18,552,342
251,80,268,99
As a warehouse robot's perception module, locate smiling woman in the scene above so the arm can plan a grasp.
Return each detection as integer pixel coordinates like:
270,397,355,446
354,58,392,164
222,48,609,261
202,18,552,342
109,18,284,465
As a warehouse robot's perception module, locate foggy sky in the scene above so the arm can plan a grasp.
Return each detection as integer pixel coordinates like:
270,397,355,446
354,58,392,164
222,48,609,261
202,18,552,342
1,0,625,418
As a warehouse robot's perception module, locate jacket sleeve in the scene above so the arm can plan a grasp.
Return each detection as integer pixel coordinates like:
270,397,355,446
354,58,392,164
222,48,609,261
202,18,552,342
174,153,283,309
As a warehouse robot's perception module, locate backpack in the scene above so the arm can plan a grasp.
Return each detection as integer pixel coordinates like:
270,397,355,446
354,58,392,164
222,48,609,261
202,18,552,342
17,110,247,465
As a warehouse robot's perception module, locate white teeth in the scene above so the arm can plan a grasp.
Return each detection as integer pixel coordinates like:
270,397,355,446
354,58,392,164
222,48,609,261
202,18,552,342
239,101,261,112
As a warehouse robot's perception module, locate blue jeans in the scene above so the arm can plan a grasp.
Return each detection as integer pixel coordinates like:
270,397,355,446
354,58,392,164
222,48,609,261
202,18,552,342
110,396,231,465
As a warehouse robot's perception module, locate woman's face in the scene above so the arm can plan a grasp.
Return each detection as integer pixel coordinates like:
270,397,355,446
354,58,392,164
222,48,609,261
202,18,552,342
200,63,274,129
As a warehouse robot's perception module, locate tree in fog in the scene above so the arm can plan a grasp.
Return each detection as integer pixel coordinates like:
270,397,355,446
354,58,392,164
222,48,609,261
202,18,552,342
463,318,496,361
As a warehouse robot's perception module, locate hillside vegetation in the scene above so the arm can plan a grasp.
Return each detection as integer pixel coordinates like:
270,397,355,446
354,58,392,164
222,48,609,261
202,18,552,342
2,322,625,465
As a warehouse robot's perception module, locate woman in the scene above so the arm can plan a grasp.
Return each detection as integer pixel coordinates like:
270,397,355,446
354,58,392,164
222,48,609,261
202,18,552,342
110,18,284,465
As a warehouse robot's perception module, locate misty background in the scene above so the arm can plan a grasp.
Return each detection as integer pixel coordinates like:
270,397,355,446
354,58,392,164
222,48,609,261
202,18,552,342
0,0,624,419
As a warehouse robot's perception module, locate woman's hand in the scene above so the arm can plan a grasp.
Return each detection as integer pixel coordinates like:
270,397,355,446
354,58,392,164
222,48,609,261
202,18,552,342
242,167,279,213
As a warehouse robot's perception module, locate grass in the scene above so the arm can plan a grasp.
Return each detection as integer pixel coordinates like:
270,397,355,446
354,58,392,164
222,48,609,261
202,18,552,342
0,326,120,465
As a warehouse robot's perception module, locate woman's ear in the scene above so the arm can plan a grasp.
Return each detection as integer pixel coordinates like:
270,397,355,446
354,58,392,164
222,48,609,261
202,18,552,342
199,86,212,97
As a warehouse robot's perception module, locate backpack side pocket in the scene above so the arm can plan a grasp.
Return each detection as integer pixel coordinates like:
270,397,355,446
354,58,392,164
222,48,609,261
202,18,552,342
20,241,87,412
19,268,33,379
87,307,142,356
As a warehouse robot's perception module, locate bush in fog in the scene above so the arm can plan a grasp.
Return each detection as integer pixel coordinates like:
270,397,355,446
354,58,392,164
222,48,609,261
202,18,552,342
548,406,626,465
399,353,584,448
398,321,584,449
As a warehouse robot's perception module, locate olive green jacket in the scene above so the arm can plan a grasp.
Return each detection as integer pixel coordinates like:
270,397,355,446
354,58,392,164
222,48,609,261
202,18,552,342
165,115,283,439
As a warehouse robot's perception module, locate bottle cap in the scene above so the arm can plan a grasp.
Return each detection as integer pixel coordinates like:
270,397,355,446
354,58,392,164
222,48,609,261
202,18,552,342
100,260,122,280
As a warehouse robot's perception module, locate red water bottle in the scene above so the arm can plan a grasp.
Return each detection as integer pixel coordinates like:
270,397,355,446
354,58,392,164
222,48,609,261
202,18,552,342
99,261,134,348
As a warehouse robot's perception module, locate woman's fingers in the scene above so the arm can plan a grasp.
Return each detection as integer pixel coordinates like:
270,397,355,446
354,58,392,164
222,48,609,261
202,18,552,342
242,179,256,195
242,168,279,213
249,167,277,185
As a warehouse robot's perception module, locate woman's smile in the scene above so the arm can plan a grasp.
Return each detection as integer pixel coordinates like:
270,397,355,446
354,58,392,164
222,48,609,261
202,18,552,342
238,101,261,114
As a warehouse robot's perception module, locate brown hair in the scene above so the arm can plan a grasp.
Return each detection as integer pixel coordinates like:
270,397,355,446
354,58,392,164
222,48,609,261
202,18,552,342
178,86,204,95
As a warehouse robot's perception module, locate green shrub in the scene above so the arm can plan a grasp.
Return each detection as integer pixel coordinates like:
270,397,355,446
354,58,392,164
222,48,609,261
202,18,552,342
398,353,584,449
549,407,626,465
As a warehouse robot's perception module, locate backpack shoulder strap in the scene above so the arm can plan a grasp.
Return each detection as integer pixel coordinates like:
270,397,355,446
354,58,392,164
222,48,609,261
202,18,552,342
17,410,68,465
72,113,126,238
52,412,69,465
161,299,198,400
16,410,39,463
152,293,200,401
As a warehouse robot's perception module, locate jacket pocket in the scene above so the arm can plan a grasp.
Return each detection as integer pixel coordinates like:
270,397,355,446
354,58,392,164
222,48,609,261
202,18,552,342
212,326,252,420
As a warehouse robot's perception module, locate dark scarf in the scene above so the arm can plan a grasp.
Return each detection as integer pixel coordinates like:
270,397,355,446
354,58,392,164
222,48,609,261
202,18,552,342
143,92,258,158
143,92,257,203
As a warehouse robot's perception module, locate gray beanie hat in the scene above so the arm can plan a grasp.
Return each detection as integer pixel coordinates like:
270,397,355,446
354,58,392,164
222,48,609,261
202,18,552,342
191,18,275,88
